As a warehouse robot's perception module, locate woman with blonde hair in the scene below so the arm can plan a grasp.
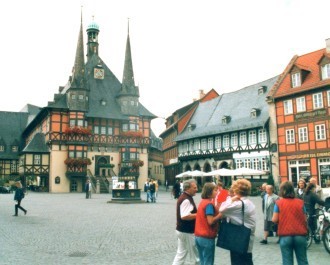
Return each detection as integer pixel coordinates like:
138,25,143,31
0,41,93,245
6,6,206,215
195,182,222,265
219,179,256,265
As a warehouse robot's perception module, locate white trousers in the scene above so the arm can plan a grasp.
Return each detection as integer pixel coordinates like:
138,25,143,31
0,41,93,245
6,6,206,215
172,230,200,265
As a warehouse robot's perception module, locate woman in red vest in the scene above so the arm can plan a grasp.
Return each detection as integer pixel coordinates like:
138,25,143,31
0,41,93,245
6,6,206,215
272,181,309,265
195,182,222,265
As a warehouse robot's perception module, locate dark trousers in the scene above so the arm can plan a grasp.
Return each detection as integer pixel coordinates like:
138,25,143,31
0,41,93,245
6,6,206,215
230,251,253,265
15,200,26,215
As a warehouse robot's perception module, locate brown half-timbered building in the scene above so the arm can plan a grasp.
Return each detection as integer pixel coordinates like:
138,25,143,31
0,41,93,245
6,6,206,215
0,16,161,192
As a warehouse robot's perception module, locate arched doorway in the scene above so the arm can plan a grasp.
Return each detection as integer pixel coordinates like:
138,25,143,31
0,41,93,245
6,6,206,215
185,164,192,171
218,161,232,188
203,162,213,183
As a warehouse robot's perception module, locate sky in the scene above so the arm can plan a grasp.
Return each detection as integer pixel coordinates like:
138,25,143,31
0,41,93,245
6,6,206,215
1,0,330,137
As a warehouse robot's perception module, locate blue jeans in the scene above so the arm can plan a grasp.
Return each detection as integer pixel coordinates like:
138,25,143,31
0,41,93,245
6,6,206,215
279,236,309,265
195,236,215,265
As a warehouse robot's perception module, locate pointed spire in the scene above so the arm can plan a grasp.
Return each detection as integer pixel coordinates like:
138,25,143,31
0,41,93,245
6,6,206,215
121,18,139,96
71,7,85,89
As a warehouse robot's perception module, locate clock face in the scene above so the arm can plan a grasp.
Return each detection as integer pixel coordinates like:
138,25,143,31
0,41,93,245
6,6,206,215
94,68,104,79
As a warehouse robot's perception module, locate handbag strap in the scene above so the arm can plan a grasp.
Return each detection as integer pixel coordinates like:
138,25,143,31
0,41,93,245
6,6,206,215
240,199,245,226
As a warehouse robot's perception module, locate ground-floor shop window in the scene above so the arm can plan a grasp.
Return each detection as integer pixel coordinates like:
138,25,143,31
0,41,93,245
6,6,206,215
288,160,310,187
319,158,330,188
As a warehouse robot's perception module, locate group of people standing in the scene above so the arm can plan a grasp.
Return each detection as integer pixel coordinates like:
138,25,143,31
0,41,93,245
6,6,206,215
172,176,327,265
259,176,326,265
172,178,256,265
144,178,158,203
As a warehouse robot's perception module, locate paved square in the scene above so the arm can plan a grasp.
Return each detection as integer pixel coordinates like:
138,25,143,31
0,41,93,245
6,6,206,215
0,189,328,264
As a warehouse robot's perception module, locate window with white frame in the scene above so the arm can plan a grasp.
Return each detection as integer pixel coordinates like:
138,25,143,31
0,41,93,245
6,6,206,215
313,93,323,109
261,158,268,171
0,145,4,151
34,154,41,165
77,120,84,127
11,146,18,152
298,127,308,142
100,126,106,135
122,123,129,132
240,132,247,145
215,136,221,149
11,161,17,173
189,140,194,151
231,133,238,147
253,158,259,170
321,63,330,80
327,91,330,106
296,97,306,112
258,129,267,143
236,159,243,169
315,124,326,140
244,159,251,169
291,72,301,87
108,127,113,135
284,100,293,115
194,139,200,150
185,142,189,152
201,139,207,151
94,126,99,134
249,130,257,144
70,120,75,127
223,135,229,147
207,138,213,150
286,129,295,144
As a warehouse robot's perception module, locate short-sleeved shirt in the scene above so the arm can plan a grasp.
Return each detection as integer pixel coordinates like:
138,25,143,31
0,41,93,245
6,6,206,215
180,199,194,218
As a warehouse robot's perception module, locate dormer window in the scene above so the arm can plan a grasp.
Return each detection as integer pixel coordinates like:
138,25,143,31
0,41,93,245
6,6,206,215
321,63,330,80
291,72,301,87
188,124,196,131
0,145,4,151
11,146,18,152
250,108,260,118
258,86,267,95
222,116,231,124
100,99,106,106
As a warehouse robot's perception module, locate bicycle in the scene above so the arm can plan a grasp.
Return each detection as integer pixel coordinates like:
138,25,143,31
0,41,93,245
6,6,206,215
306,207,330,253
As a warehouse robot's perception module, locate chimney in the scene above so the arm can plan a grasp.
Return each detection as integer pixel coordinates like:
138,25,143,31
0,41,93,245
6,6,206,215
326,38,330,53
199,89,205,99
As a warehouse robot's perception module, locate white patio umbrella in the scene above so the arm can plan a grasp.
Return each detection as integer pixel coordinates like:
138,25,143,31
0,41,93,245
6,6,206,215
234,167,266,176
187,170,205,177
175,171,191,178
203,168,236,176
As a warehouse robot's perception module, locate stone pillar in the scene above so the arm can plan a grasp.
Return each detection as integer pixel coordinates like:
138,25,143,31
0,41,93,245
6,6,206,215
96,180,100,194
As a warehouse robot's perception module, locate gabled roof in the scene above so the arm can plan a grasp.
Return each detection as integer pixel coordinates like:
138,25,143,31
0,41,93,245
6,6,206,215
175,76,279,141
22,133,50,153
0,111,28,159
269,48,330,99
160,89,219,138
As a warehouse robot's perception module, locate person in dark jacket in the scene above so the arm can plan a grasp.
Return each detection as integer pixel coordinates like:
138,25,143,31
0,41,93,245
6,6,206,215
13,181,27,216
303,183,325,235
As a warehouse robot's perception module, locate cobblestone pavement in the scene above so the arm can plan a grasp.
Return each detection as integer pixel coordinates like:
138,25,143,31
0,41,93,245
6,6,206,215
0,189,329,265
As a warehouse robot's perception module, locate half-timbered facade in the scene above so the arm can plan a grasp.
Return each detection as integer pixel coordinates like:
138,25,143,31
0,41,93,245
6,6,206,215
0,16,160,192
175,77,279,188
159,89,219,186
267,39,330,188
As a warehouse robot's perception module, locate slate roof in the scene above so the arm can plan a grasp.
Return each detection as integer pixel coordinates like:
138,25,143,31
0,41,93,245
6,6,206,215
0,111,29,159
20,104,42,125
175,76,279,141
22,133,50,153
46,54,156,120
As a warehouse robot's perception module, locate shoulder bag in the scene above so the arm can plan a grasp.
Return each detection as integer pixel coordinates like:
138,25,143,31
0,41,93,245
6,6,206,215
216,199,251,254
